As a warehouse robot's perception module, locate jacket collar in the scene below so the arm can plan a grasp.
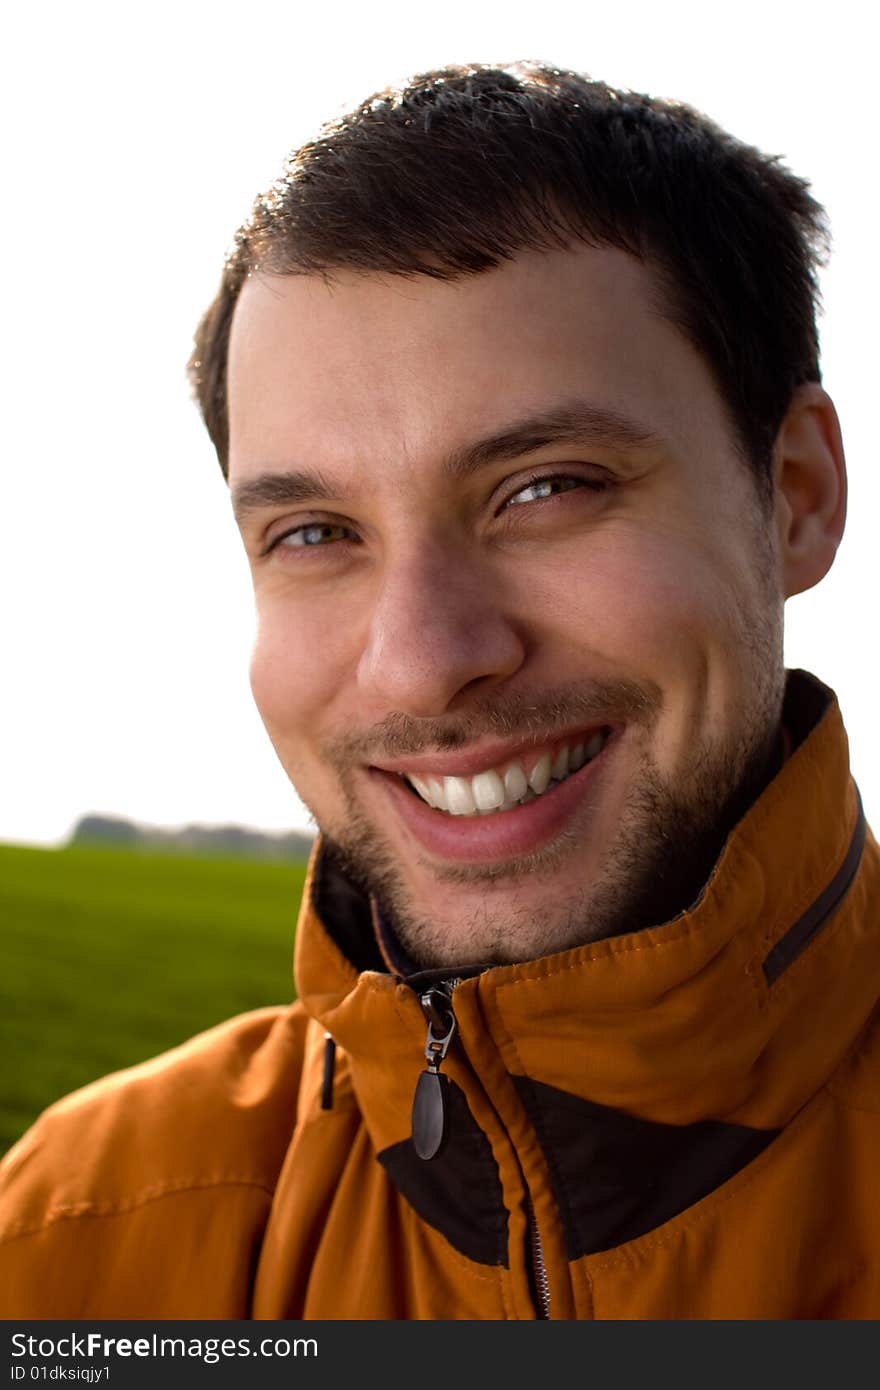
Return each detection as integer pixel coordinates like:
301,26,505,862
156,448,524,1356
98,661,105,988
294,669,875,1141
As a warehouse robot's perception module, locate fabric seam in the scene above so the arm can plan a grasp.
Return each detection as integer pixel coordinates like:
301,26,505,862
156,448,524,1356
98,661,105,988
0,1176,276,1245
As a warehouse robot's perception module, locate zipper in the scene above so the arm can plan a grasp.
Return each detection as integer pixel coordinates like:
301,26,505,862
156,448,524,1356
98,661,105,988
411,975,551,1318
525,1194,551,1319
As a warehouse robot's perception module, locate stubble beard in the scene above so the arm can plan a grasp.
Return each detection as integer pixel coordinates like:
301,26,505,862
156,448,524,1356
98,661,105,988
304,518,786,970
320,706,783,969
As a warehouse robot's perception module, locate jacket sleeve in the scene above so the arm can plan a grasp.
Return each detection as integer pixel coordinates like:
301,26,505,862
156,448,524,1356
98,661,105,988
0,1004,308,1318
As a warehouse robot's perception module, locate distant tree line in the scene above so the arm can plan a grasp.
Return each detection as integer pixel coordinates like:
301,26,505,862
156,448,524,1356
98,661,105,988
69,814,315,861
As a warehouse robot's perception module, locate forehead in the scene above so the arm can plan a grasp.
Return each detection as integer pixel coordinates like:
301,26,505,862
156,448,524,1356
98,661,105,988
226,245,728,487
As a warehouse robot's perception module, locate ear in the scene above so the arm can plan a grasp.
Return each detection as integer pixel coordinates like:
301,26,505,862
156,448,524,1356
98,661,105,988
772,383,847,599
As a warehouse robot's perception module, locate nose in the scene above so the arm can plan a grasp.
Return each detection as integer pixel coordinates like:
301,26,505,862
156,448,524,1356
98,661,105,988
356,539,526,717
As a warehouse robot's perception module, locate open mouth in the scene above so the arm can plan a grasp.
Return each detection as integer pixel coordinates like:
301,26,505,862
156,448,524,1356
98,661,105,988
399,725,614,817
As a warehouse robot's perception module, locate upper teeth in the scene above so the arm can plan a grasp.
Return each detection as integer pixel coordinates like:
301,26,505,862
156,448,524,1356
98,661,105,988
406,729,608,817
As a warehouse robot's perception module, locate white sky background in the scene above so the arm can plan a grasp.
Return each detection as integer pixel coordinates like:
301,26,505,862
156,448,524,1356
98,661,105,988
1,0,877,846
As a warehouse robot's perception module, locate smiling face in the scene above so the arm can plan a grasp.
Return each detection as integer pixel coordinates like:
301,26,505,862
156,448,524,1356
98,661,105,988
227,245,787,968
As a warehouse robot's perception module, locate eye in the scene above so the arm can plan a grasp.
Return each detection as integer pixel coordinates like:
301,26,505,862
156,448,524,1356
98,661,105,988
503,474,608,508
266,521,356,554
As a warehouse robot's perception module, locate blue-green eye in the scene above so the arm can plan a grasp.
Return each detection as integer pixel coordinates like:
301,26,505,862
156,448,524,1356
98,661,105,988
275,522,353,549
506,475,604,506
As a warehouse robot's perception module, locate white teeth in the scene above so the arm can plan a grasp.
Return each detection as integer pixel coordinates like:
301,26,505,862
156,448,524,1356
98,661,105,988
471,768,505,811
404,727,611,815
444,775,476,816
551,745,570,781
584,729,605,760
426,776,445,808
409,775,433,803
528,753,552,795
503,762,528,802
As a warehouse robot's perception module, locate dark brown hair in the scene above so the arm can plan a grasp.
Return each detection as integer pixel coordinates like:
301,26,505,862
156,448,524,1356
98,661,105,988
188,61,829,506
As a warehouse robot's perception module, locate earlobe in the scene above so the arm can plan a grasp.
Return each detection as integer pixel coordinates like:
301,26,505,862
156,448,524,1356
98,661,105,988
773,383,847,599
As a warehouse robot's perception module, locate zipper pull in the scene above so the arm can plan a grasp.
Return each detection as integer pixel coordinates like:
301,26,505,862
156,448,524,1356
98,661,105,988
320,1033,336,1111
411,985,458,1160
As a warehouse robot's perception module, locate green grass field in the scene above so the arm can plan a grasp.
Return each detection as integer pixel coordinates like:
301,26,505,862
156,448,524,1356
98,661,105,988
0,841,308,1155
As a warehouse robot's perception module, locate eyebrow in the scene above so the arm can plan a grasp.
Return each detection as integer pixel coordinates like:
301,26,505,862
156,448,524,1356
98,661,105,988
230,398,664,525
447,399,663,477
231,467,338,525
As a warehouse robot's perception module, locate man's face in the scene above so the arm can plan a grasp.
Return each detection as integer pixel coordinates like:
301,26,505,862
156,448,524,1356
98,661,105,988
227,245,786,968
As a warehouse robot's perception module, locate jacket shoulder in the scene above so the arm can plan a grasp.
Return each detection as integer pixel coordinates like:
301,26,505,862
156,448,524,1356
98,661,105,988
0,1002,311,1244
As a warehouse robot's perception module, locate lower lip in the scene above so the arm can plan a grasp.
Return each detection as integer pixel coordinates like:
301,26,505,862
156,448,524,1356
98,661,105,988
370,730,621,864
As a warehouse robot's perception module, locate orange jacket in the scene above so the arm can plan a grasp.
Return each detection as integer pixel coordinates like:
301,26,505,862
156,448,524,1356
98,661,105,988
2,669,879,1320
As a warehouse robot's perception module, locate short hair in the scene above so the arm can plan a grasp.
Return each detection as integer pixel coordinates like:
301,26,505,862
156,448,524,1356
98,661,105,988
188,61,829,509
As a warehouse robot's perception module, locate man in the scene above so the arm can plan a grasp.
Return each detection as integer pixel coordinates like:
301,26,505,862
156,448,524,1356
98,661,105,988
1,62,877,1320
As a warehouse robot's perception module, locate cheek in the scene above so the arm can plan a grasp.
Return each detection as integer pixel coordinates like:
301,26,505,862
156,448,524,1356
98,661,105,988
248,599,355,747
524,528,738,669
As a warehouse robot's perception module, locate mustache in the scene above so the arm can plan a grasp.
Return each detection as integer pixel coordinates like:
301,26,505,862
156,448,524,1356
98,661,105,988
321,677,661,767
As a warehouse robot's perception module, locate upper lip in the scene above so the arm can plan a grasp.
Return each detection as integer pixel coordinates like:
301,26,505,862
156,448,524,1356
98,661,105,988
369,721,618,780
